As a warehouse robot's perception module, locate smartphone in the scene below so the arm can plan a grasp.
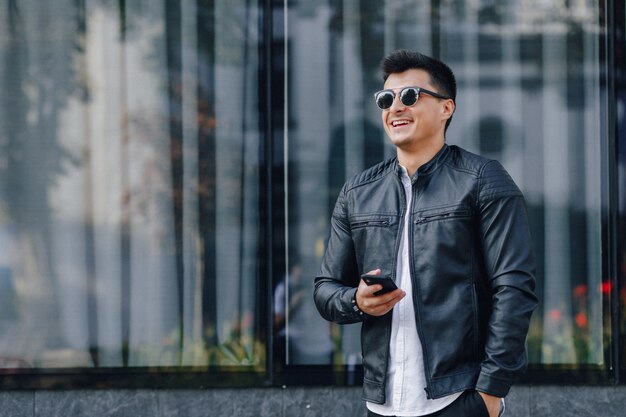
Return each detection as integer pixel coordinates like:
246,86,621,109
361,274,398,296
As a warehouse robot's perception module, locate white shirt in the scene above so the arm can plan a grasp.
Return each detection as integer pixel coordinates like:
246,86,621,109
367,166,461,416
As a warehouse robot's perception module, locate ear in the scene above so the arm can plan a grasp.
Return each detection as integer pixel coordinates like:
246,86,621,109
441,99,455,121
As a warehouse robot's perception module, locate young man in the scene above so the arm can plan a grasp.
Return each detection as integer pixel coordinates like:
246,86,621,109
314,50,537,417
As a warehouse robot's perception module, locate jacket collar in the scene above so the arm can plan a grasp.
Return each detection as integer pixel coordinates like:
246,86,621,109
394,143,450,180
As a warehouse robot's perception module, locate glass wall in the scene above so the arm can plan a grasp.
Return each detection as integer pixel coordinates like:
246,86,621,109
618,0,626,380
0,0,623,387
0,0,264,371
284,0,607,370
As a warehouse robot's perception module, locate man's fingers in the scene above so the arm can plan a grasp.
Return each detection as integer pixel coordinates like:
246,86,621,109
357,287,405,316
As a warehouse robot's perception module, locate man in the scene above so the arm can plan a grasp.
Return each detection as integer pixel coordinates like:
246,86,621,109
313,50,537,417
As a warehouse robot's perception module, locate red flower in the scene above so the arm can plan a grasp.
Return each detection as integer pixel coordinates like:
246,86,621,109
575,312,588,328
600,281,612,294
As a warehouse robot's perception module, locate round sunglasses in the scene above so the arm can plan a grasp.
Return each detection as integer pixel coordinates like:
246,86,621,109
374,86,451,110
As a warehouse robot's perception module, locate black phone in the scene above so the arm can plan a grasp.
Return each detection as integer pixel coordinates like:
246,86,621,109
361,274,398,296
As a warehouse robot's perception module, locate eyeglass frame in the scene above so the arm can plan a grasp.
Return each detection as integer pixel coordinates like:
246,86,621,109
373,86,452,110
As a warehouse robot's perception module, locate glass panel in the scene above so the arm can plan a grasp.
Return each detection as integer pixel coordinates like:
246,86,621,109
0,0,263,370
618,2,626,375
285,0,606,367
439,2,606,366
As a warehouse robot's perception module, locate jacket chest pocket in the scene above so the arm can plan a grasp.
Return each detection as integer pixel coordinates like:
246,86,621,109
350,217,391,229
349,215,398,269
411,203,475,281
414,204,472,225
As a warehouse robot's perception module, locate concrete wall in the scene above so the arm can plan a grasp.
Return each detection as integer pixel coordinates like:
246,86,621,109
0,385,625,416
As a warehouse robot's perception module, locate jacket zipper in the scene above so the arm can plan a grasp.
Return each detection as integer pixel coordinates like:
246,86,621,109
408,179,435,399
415,209,471,224
350,219,390,229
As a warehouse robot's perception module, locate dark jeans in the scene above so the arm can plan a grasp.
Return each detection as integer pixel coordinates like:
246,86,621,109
367,390,489,417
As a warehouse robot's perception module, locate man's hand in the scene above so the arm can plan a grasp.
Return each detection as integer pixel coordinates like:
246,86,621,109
478,392,502,417
355,269,405,316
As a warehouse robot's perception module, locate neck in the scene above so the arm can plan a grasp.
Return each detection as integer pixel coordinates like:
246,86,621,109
397,139,445,177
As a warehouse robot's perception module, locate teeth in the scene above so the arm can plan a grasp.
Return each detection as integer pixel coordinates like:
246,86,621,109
392,120,409,127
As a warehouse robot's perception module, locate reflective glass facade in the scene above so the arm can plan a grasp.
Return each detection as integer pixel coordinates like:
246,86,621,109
283,0,608,372
0,0,264,375
0,0,624,388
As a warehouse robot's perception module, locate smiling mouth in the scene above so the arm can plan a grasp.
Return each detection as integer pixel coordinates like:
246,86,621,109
391,120,411,127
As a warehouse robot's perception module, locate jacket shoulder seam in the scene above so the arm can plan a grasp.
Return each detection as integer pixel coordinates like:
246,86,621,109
344,161,395,192
478,160,522,202
442,160,481,177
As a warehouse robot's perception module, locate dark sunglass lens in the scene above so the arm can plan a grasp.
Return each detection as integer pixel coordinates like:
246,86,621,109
376,91,394,109
400,88,418,106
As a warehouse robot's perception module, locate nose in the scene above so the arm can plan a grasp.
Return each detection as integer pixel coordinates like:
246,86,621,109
387,93,405,112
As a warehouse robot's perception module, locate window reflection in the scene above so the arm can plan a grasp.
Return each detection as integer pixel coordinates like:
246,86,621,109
0,0,263,370
286,0,606,367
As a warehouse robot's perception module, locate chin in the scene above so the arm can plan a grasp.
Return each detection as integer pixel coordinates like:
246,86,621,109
389,135,415,147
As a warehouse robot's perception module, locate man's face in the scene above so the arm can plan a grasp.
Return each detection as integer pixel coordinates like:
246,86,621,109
381,69,452,152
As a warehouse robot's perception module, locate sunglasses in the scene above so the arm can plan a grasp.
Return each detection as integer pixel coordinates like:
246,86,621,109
374,86,451,110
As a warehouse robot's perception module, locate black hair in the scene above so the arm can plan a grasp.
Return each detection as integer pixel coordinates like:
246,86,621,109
381,50,456,131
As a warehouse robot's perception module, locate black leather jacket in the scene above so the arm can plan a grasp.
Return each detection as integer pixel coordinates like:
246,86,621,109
314,144,537,403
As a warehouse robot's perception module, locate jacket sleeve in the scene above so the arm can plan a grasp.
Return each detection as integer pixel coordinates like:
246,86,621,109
313,184,368,324
475,160,538,397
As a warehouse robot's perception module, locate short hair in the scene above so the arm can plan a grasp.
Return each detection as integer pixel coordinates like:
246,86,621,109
381,50,456,131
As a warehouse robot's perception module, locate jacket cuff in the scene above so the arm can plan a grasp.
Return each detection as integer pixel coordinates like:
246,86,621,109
475,372,512,398
346,287,369,321
351,289,365,317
